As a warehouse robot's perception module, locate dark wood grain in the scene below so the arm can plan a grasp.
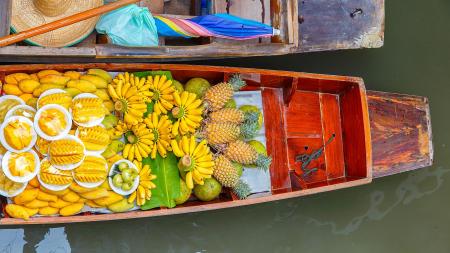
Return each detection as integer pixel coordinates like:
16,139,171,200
0,0,12,37
367,91,433,178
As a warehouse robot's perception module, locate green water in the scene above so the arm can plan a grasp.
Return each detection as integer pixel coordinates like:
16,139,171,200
2,0,450,252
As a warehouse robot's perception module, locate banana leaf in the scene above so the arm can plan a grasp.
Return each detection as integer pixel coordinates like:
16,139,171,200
133,70,173,80
141,153,180,210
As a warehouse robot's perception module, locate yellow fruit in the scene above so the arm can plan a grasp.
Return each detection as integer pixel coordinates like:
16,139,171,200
38,92,72,109
8,152,36,177
71,97,105,123
128,160,157,206
3,84,23,95
73,155,108,183
171,91,203,136
146,75,176,115
205,122,241,145
64,71,81,80
224,140,271,170
204,75,246,111
18,79,40,93
23,206,39,216
36,137,50,156
66,80,97,93
37,190,58,202
87,69,112,83
29,176,40,188
86,200,104,208
24,199,48,209
0,169,24,195
59,203,84,216
142,112,173,159
69,182,93,194
107,199,134,213
62,190,80,203
49,139,84,166
80,75,108,89
99,180,112,190
49,198,71,208
38,108,67,136
13,188,38,204
6,204,30,220
37,70,62,78
33,84,64,97
40,160,73,185
26,97,38,109
103,100,114,113
64,87,82,97
39,75,70,86
80,188,109,200
5,73,31,84
40,186,69,196
19,93,34,103
39,206,59,215
3,119,33,150
94,89,110,101
30,74,39,81
77,126,110,151
94,191,124,206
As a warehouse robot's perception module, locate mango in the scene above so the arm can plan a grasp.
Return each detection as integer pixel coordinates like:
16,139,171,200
19,94,34,103
86,200,104,208
24,199,48,209
49,198,71,208
80,74,108,88
66,80,96,93
94,89,110,101
33,84,64,97
39,206,59,215
28,177,40,188
30,74,39,81
40,186,69,196
69,182,92,194
5,73,30,84
107,199,134,213
26,97,38,109
39,75,70,86
37,70,61,79
103,100,114,113
64,71,81,80
59,203,84,216
3,84,23,95
62,190,80,203
87,69,112,83
14,188,38,205
37,190,58,202
94,191,123,206
18,79,40,93
64,87,82,97
6,204,30,220
80,188,108,200
23,206,39,216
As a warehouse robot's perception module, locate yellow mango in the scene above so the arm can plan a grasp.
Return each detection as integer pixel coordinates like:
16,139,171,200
80,75,108,89
33,84,64,97
39,206,59,215
107,199,134,213
23,206,39,216
30,74,39,81
6,204,30,220
64,87,82,98
64,71,81,80
99,180,112,190
14,188,38,205
19,93,34,103
66,80,97,93
80,188,109,200
5,73,30,84
94,191,123,206
59,203,84,216
86,200,104,208
87,69,112,83
103,100,114,113
49,198,71,208
18,79,40,93
39,75,70,86
37,70,61,79
26,97,38,109
24,199,48,209
40,186,69,196
94,89,110,101
69,182,93,194
28,177,40,188
62,190,80,203
37,190,58,202
3,84,23,95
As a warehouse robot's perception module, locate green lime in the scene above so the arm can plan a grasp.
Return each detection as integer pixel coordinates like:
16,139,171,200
174,179,192,205
193,178,222,201
232,162,243,177
172,80,184,93
239,105,263,130
185,78,211,98
224,98,237,108
246,140,267,168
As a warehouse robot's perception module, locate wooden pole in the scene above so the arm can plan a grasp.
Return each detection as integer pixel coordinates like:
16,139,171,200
0,0,139,47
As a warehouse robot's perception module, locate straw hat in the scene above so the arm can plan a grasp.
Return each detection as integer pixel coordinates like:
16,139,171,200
11,0,103,47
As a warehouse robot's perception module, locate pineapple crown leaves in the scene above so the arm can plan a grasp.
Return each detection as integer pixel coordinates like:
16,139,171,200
239,121,259,139
233,179,252,199
228,74,246,91
255,154,272,171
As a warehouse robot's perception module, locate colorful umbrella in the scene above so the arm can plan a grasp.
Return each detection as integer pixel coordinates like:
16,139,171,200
154,13,280,40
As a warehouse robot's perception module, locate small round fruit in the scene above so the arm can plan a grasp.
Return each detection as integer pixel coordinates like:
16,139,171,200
239,105,263,130
174,179,192,205
121,182,132,191
185,78,210,98
193,178,222,202
118,162,128,171
172,80,184,93
233,162,243,177
112,174,123,187
122,169,132,182
224,98,237,109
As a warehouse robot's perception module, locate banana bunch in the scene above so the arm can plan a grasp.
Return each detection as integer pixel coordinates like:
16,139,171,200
171,91,204,136
171,136,215,189
143,112,173,159
108,75,147,125
122,123,155,161
146,75,176,115
128,160,157,206
114,72,154,102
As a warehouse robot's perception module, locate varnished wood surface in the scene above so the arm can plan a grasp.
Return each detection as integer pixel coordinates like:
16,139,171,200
367,91,433,178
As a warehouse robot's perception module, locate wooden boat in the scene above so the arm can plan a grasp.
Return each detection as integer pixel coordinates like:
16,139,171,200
0,63,432,225
0,0,385,62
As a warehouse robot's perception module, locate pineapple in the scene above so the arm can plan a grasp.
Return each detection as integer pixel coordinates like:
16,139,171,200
224,140,272,171
213,155,251,199
204,122,258,145
203,74,246,111
209,108,259,124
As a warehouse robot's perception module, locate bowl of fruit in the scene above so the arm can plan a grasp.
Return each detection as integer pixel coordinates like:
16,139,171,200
108,160,139,196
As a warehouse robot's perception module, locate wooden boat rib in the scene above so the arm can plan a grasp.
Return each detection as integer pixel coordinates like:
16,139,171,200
0,0,384,62
0,63,432,225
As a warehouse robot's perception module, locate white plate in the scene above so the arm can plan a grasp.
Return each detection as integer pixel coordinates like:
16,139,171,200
37,89,68,110
34,104,72,141
71,93,105,127
2,150,40,183
75,125,107,154
72,153,107,189
4,105,36,121
0,180,27,198
48,135,86,170
0,116,37,153
37,158,72,191
108,159,139,196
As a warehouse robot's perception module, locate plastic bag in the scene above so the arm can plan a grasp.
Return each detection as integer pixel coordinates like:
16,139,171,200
96,5,158,47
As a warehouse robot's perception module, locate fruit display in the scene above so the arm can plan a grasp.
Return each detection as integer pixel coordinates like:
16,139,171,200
0,68,272,220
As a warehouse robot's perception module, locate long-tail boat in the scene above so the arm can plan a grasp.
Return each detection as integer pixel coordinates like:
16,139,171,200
0,63,432,225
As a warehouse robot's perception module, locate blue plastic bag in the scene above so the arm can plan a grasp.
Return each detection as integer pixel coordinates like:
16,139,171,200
96,5,158,47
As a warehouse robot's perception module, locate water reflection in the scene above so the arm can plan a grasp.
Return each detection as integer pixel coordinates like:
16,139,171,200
0,229,25,253
35,227,70,253
306,166,449,235
0,227,70,253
